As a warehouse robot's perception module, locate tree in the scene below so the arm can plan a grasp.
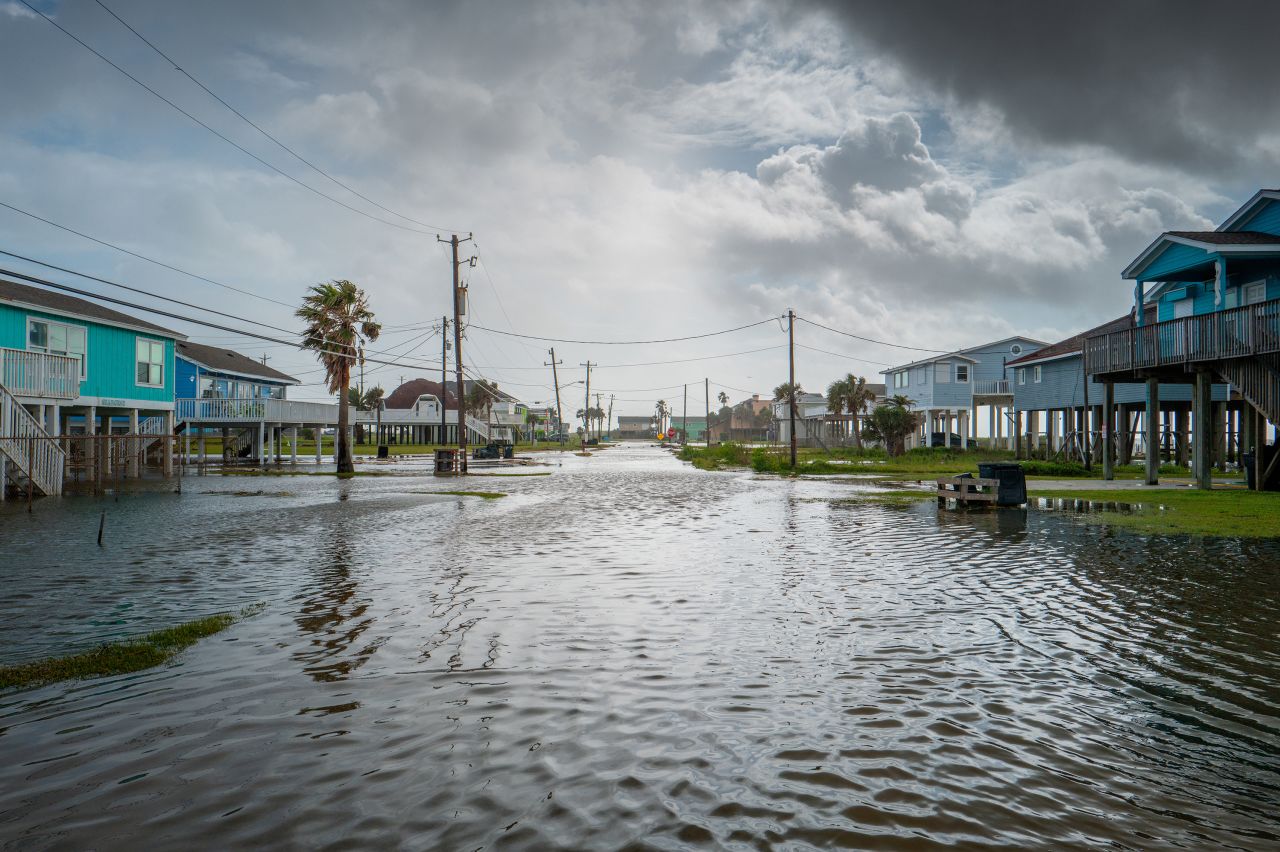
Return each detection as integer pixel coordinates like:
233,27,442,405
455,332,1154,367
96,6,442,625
717,390,729,408
524,409,540,443
861,394,922,457
826,377,850,442
297,280,381,473
844,374,876,451
654,399,670,435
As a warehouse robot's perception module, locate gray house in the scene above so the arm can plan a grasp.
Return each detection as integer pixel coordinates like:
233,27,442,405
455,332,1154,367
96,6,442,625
1010,310,1231,464
881,336,1045,448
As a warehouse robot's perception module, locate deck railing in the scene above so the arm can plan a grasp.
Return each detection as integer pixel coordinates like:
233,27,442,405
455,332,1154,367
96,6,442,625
973,379,1010,395
0,348,80,400
0,383,65,496
176,397,340,425
1085,298,1280,375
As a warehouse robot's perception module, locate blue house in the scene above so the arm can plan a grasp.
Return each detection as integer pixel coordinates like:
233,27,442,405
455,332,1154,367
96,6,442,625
175,340,298,403
1011,309,1230,465
0,277,183,495
882,336,1045,449
1084,188,1280,488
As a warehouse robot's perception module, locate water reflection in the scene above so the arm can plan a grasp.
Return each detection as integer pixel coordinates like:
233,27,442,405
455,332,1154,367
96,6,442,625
292,522,380,683
0,446,1276,849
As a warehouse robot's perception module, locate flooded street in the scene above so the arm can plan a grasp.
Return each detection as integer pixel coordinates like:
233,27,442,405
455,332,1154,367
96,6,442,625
1,443,1278,849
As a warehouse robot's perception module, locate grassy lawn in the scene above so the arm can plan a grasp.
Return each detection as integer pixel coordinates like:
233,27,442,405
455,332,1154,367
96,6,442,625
1028,487,1280,538
676,442,1200,480
0,606,261,692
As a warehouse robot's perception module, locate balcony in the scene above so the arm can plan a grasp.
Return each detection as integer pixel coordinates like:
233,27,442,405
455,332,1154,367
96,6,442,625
1084,298,1280,376
973,379,1011,396
0,347,80,400
176,397,340,425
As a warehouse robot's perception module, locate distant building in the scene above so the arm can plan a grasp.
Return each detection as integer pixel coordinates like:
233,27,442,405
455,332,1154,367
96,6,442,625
616,415,655,439
881,336,1046,449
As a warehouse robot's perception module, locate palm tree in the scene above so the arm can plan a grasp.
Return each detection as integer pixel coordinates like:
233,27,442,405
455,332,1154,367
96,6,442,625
654,399,670,436
862,394,922,457
844,374,875,451
524,410,540,443
826,377,850,442
297,280,381,473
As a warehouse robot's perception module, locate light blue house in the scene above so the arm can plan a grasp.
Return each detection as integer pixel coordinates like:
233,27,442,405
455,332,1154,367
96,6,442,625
1011,310,1230,464
882,336,1045,448
0,277,183,495
1084,188,1280,487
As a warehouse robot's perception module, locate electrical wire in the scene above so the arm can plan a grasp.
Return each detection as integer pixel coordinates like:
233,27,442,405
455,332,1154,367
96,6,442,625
795,315,948,353
794,342,894,368
91,0,460,234
466,316,783,346
17,0,445,237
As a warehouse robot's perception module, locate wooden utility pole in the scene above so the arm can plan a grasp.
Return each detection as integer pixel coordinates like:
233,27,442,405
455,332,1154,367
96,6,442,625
546,348,564,449
606,394,615,441
438,233,474,470
440,315,449,445
579,361,594,443
1081,349,1091,470
595,393,603,441
788,308,797,467
704,378,710,447
682,383,688,445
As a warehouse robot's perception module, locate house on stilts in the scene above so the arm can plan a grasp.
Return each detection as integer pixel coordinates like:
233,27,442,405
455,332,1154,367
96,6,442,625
881,336,1046,449
1083,188,1280,489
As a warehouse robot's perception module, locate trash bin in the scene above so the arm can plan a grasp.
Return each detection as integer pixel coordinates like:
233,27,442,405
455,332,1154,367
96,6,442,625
1243,445,1278,491
503,445,515,459
978,462,1027,506
377,444,389,459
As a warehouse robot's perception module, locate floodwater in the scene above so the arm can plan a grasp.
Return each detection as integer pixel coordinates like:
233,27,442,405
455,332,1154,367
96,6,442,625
1,444,1278,850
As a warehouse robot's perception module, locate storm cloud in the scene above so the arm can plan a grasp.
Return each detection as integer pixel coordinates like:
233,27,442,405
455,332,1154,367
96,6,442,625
810,0,1280,174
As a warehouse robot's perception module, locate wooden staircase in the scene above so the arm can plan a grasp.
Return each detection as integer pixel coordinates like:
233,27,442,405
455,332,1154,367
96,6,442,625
1214,354,1280,425
0,380,65,497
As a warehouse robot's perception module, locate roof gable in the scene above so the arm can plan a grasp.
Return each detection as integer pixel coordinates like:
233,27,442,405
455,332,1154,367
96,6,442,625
176,340,299,384
1217,189,1280,233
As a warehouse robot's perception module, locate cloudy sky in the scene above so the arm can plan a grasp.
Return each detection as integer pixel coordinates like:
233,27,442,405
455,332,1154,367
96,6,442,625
2,0,1277,416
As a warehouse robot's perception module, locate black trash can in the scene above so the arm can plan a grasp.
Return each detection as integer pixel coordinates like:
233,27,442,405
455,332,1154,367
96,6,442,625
978,462,1027,506
377,444,389,459
1243,445,1279,491
503,445,514,459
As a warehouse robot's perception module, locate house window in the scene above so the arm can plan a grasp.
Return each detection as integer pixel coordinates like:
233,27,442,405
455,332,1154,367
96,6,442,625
955,364,969,383
1017,368,1026,385
917,367,928,384
27,318,87,379
1174,297,1194,319
1244,280,1267,305
136,338,165,387
893,370,909,389
1033,365,1042,383
934,363,951,384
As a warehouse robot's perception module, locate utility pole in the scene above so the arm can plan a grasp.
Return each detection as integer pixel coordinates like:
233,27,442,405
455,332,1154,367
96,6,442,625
440,315,449,445
788,308,797,467
606,394,615,441
579,361,594,444
438,233,475,470
546,348,564,449
705,378,711,448
682,383,688,445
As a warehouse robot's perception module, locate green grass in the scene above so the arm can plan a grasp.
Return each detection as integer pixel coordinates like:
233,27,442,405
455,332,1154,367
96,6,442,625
1029,487,1280,537
0,606,261,692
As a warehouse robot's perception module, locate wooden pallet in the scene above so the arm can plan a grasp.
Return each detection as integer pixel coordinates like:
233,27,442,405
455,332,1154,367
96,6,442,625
936,476,999,504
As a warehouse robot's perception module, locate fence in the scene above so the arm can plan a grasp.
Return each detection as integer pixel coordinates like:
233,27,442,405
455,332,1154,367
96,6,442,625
1085,298,1280,374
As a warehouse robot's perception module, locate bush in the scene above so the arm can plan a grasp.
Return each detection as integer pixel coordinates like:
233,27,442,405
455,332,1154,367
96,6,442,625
1019,459,1090,477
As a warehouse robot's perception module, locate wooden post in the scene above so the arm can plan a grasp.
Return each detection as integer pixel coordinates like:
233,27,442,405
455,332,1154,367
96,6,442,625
1144,378,1160,485
1102,383,1115,480
162,410,174,477
1193,371,1212,490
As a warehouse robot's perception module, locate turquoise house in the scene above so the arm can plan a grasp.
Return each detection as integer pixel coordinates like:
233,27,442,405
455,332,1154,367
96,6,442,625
0,277,183,437
1084,188,1280,488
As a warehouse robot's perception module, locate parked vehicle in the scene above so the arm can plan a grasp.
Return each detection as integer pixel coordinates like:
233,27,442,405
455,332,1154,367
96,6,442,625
929,432,965,449
472,440,514,460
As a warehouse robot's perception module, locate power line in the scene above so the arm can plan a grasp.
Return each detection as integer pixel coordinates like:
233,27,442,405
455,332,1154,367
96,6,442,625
0,265,444,372
466,316,783,346
794,342,894,368
795,315,947,353
0,199,296,310
0,246,445,364
17,0,444,237
90,0,459,234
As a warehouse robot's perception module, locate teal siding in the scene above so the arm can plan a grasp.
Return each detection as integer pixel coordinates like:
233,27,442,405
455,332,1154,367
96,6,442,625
1142,242,1211,280
1237,198,1280,236
1157,274,1280,321
0,303,175,404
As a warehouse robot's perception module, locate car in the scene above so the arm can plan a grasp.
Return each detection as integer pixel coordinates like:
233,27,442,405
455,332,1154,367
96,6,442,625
929,432,965,449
